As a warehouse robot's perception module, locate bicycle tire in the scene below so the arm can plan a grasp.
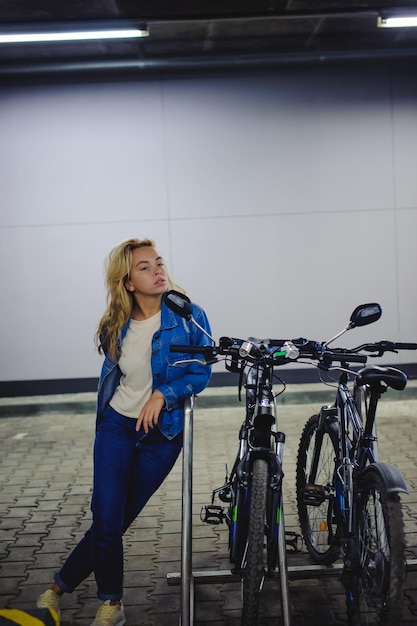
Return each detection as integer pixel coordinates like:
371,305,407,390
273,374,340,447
296,414,341,564
347,470,405,626
241,458,268,626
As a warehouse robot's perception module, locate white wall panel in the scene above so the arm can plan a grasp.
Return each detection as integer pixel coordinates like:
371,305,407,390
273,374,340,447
0,82,168,228
0,220,172,380
392,73,417,209
397,208,417,359
170,210,399,344
164,69,394,220
0,65,416,385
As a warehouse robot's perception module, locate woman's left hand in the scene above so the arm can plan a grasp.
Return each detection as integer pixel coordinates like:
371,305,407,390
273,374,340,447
136,390,165,433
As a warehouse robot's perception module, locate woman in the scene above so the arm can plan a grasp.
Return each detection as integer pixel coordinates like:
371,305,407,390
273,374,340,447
37,238,212,626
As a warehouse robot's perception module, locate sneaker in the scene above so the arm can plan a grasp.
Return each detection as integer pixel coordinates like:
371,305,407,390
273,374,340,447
36,588,61,619
91,600,126,626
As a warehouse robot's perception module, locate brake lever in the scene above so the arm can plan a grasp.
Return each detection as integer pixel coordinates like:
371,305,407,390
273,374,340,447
171,358,215,366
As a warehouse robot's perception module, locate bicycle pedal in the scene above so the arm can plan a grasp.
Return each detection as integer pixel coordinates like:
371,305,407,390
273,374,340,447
200,505,225,525
303,483,326,506
285,531,303,553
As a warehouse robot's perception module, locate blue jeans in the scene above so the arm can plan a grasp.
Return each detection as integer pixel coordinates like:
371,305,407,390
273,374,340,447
54,406,183,600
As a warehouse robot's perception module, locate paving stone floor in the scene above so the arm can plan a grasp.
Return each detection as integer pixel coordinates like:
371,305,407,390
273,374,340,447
1,387,417,625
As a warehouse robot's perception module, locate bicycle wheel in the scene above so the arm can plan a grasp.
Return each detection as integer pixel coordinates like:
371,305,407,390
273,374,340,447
347,470,405,626
241,458,268,626
296,413,341,564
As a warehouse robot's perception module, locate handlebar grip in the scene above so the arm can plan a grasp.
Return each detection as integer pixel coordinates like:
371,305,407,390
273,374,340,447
393,342,417,350
170,345,208,354
323,352,367,366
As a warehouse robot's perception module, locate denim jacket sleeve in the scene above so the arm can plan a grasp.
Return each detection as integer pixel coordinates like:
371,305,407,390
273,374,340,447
152,301,212,413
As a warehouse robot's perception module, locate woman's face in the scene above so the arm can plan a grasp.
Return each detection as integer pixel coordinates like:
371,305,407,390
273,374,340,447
125,246,167,297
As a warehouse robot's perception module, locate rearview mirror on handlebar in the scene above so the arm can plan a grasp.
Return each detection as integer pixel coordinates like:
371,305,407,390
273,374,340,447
164,289,215,344
324,302,383,347
164,290,193,320
349,303,382,328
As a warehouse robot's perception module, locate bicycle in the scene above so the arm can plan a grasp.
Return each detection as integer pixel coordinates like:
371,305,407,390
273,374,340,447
164,289,300,626
295,303,417,625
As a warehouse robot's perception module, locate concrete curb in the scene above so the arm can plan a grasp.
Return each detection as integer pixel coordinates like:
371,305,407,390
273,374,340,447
1,381,417,417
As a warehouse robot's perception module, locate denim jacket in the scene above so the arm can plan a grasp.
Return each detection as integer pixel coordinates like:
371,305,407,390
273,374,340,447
96,298,212,439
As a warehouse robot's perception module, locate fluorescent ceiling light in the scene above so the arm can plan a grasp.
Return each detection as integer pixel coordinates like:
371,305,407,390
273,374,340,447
0,28,149,44
378,15,417,28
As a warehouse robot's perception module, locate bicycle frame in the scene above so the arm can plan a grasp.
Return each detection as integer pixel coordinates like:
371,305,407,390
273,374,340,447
312,370,401,536
333,373,378,538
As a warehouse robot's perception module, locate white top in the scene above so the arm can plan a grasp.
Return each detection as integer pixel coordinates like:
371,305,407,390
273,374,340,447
109,312,161,419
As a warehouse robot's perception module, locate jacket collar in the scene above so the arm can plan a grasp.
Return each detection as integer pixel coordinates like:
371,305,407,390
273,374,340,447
160,297,180,330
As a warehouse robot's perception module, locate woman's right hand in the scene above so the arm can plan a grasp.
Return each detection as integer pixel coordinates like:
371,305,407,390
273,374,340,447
136,390,165,433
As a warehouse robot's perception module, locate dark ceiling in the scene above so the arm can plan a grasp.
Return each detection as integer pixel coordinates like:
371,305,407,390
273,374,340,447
1,1,417,83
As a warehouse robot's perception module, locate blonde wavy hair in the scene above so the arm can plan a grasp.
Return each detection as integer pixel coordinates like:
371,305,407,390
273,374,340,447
96,238,184,361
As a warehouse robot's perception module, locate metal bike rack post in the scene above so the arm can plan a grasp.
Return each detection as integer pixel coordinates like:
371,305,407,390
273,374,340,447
179,395,194,626
278,501,292,626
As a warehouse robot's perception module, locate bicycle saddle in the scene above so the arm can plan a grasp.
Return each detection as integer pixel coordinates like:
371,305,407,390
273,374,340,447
356,365,407,391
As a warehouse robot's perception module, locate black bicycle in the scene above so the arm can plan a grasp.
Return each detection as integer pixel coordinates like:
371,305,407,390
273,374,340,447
165,289,299,626
295,303,417,625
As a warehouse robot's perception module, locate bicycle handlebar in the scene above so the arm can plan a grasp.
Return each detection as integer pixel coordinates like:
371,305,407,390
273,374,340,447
354,340,417,355
321,351,367,367
394,342,417,350
170,345,212,354
170,336,417,370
